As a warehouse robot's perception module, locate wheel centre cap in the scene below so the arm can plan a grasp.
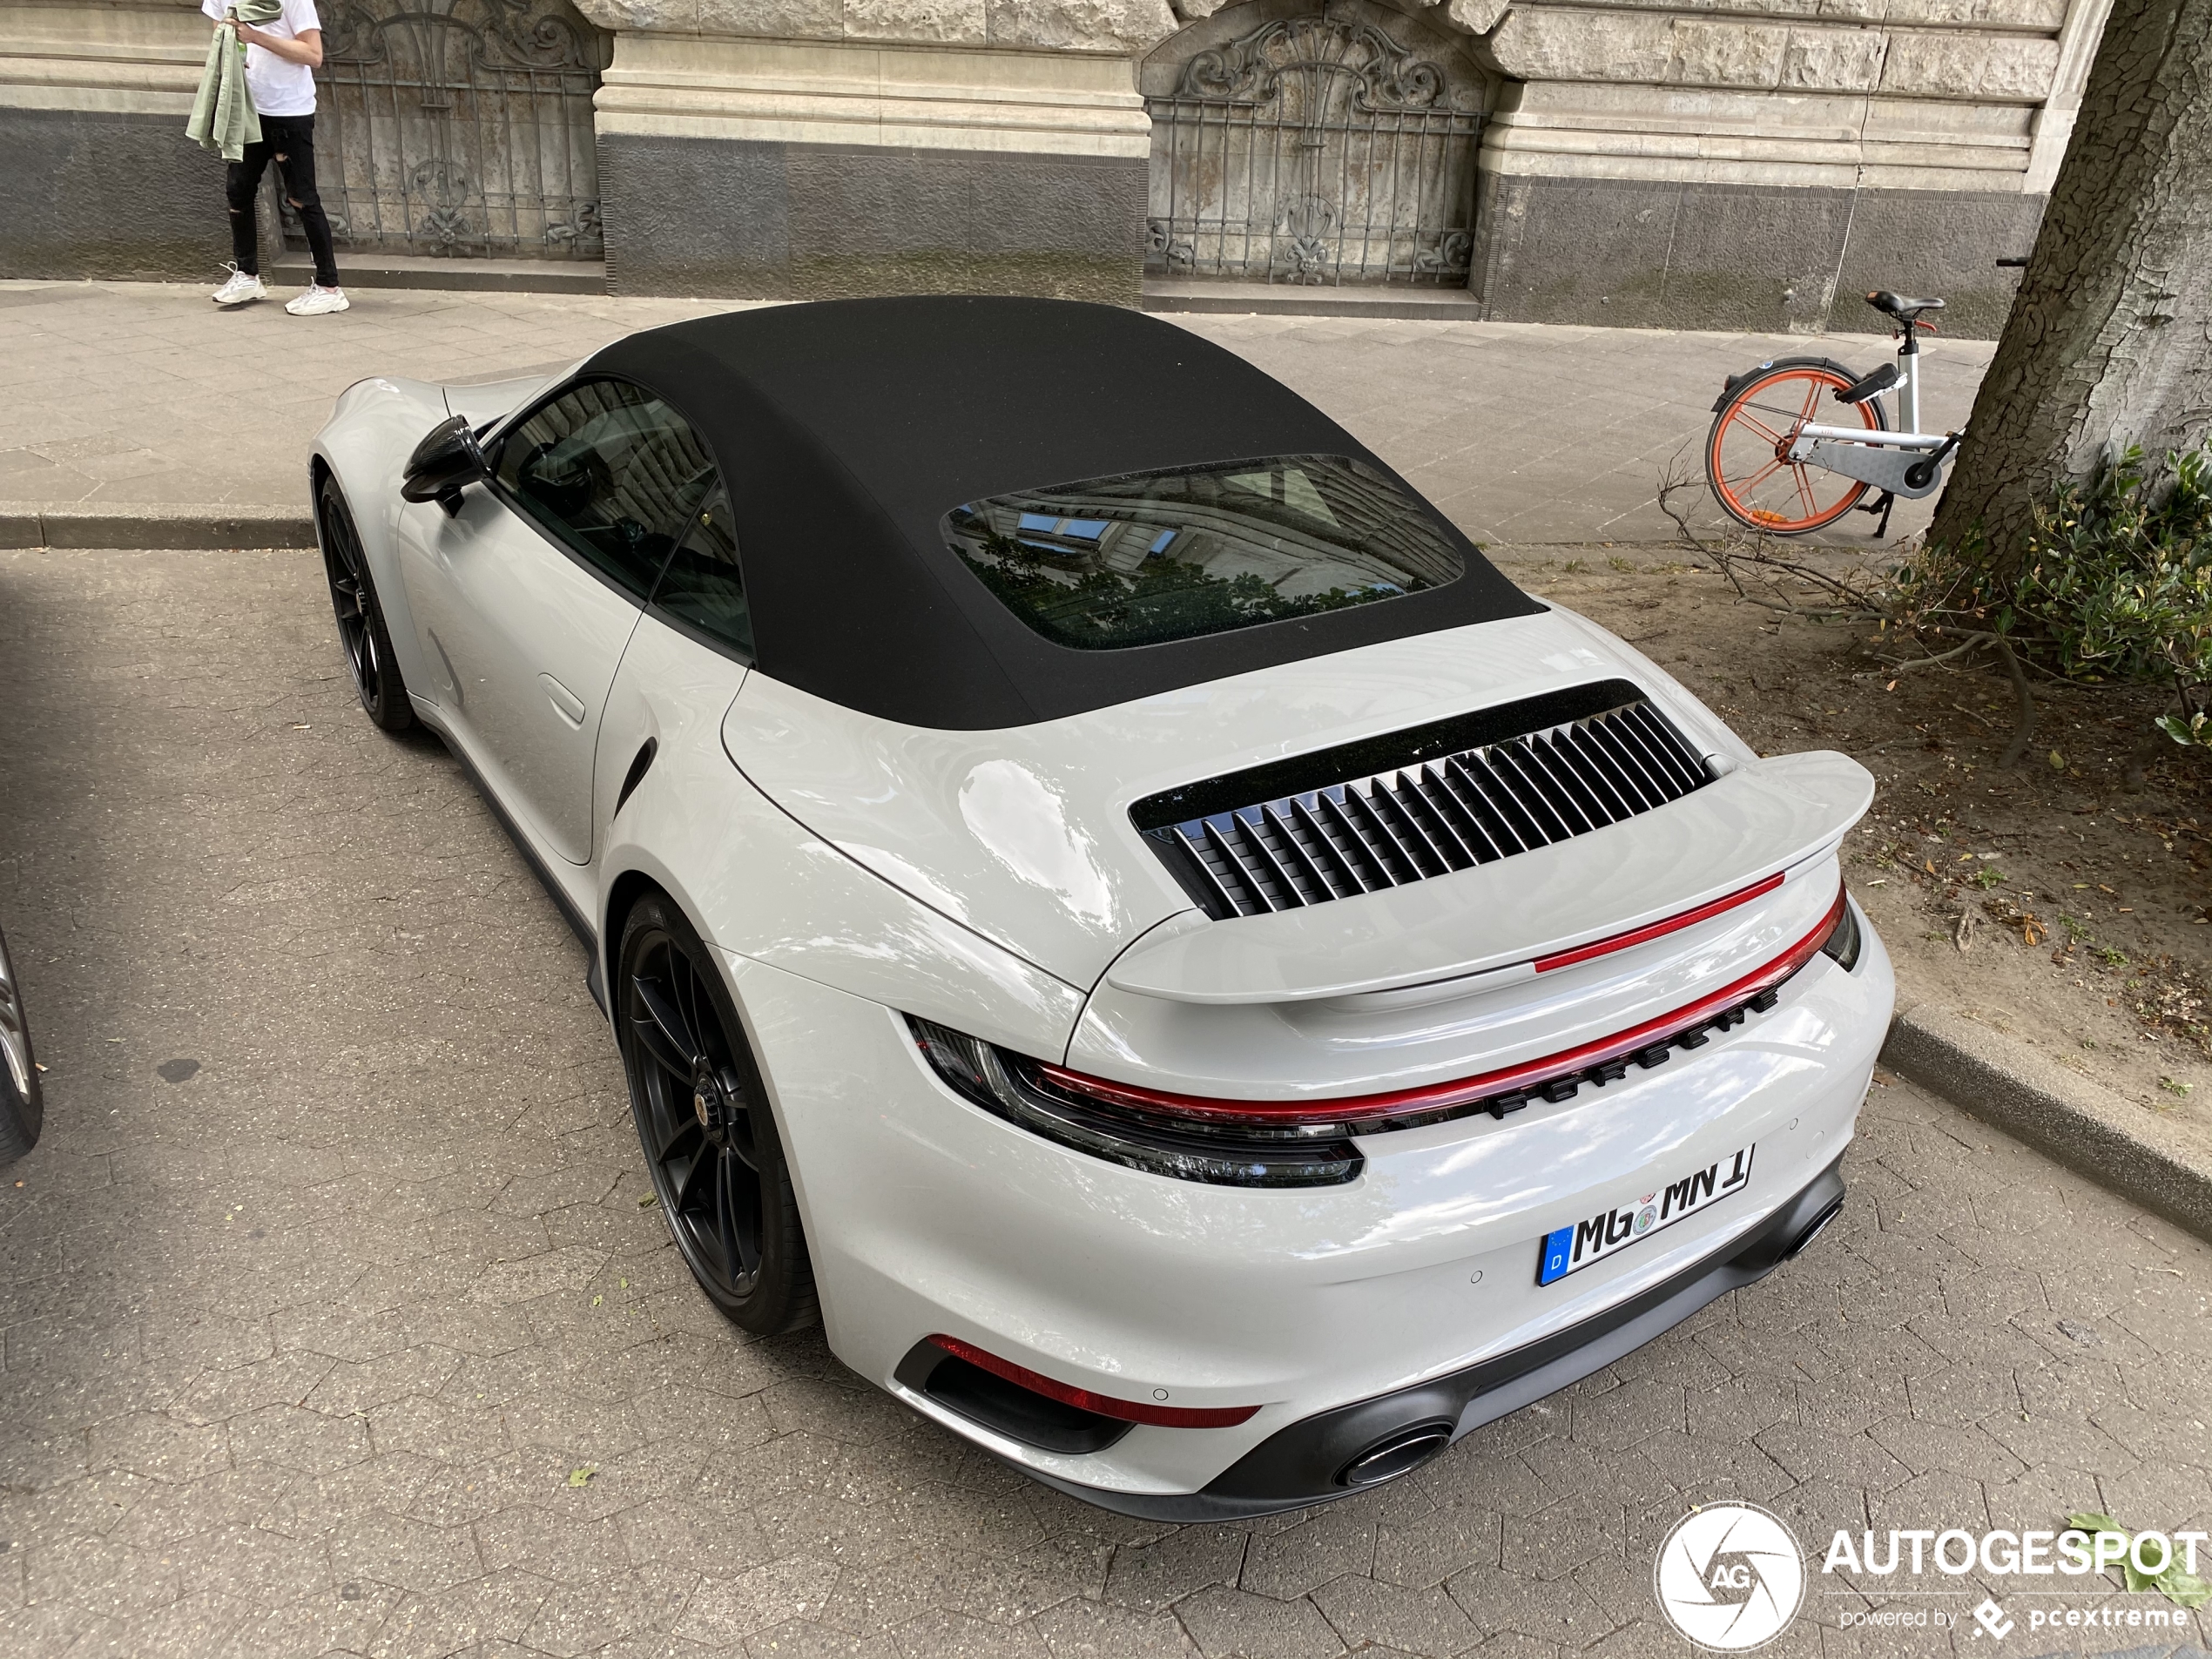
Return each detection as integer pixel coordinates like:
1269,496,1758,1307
691,1061,720,1134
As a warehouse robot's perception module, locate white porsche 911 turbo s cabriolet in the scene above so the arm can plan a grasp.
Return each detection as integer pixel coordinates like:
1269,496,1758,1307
312,296,1890,1518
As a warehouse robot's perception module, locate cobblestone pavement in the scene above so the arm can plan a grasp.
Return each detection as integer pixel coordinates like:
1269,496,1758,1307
0,280,1989,545
2,547,2208,1659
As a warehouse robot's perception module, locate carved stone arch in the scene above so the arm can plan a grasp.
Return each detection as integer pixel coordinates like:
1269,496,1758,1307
299,0,610,260
1141,0,1497,286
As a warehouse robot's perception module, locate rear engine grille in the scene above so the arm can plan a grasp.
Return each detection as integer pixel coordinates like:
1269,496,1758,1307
1135,682,1714,921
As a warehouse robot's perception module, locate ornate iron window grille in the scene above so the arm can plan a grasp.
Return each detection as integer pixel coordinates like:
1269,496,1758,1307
1144,11,1485,287
287,0,608,260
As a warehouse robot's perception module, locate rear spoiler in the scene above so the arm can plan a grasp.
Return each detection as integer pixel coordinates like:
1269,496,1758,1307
1102,752,1872,1005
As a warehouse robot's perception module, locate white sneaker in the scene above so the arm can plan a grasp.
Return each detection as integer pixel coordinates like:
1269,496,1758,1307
286,284,351,316
212,265,266,307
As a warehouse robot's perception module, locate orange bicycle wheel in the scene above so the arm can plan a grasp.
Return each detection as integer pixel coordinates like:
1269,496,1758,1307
1705,359,1886,536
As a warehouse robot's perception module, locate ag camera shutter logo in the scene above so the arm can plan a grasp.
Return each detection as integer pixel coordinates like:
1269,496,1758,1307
1654,1502,1807,1649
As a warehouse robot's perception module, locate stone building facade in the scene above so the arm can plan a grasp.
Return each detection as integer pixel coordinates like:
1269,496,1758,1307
1,0,2111,334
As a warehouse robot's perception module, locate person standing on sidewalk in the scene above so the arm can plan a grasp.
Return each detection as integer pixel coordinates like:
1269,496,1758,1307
201,0,349,316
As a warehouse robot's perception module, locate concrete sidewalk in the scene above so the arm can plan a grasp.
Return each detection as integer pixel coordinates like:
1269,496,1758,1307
0,278,1993,548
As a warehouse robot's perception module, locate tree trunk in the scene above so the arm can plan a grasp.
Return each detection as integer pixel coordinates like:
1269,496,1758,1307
1927,0,2212,572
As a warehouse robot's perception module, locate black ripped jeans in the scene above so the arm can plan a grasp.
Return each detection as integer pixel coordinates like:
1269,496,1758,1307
225,111,340,287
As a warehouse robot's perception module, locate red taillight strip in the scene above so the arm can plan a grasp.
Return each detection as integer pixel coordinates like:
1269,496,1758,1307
1531,871,1784,974
1037,881,1847,1129
927,1335,1260,1428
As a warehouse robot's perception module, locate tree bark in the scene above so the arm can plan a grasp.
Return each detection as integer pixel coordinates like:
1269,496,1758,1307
1927,0,2212,572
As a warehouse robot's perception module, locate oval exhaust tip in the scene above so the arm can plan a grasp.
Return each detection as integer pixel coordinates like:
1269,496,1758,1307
1784,1196,1844,1259
1338,1422,1453,1488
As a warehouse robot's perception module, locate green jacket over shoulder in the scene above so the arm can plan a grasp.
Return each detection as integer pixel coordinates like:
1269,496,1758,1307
186,0,285,163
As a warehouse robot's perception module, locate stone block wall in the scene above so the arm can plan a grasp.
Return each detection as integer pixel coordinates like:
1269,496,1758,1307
0,0,235,280
598,133,1148,301
0,0,2115,334
1130,0,2110,332
1469,172,2044,335
1338,0,2112,334
583,22,1156,301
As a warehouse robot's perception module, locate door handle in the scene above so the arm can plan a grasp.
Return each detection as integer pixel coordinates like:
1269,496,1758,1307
540,673,587,727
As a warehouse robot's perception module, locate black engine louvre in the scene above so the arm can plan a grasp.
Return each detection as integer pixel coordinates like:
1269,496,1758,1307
1132,680,1715,921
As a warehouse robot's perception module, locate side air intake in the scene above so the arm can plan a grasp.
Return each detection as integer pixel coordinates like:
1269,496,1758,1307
1133,680,1714,921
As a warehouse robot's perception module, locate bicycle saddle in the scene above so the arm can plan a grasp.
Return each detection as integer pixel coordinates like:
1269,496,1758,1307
1865,290,1946,319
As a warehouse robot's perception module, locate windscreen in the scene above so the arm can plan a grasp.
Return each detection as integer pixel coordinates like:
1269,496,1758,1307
941,455,1467,651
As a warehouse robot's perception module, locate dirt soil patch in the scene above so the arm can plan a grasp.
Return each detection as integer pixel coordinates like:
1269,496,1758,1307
1491,545,2212,1147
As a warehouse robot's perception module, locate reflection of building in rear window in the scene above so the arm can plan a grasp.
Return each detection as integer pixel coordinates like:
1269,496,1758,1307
941,455,1464,651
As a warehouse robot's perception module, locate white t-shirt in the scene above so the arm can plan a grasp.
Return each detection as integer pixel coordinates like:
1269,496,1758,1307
202,0,321,120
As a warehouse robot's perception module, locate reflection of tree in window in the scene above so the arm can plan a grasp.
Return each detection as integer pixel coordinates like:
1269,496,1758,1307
942,455,1462,650
496,380,718,598
651,485,752,661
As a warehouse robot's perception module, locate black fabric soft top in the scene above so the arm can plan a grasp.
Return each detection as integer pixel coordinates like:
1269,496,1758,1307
587,297,1541,731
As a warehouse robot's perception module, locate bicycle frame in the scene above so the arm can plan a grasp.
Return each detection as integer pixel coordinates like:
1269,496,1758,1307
1793,425,1947,452
1791,323,1955,455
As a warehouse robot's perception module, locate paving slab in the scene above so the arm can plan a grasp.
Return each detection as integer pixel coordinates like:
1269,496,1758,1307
3,545,2208,1658
0,280,1992,548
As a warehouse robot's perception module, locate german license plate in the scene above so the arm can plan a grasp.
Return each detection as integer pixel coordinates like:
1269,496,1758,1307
1537,1144,1756,1286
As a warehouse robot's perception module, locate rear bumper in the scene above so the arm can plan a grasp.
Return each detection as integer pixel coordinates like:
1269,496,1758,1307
1015,1150,1847,1521
720,914,1890,1511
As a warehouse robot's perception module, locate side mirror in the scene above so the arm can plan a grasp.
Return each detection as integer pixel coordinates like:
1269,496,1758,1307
401,415,490,515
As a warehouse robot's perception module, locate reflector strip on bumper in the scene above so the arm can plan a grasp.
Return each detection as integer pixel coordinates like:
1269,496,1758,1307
927,1335,1260,1428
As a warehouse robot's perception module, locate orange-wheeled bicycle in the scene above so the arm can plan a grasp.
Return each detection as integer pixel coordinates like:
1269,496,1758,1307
1705,289,1966,537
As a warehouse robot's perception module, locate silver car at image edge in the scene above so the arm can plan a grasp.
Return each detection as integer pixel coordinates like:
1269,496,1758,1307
0,922,43,1164
308,297,1892,1518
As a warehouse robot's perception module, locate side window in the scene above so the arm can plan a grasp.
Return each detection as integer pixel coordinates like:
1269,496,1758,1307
651,486,753,661
492,379,715,599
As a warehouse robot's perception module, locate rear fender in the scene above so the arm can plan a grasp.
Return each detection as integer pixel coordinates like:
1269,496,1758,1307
598,632,1089,1069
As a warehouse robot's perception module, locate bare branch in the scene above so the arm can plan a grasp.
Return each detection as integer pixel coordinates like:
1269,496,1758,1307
1882,636,1991,672
1645,451,2050,772
1653,447,1710,556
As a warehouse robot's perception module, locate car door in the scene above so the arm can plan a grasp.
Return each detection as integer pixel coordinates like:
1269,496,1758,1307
407,379,717,865
597,480,757,846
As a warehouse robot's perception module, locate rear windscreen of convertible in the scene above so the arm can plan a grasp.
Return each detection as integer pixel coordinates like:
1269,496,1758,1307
941,455,1466,651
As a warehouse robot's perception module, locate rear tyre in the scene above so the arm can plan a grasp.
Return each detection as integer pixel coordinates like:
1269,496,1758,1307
317,475,415,732
1706,357,1886,536
617,894,818,1336
0,927,43,1164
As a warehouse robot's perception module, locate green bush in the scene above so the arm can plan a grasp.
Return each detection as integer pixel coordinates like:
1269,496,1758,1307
1898,444,2212,747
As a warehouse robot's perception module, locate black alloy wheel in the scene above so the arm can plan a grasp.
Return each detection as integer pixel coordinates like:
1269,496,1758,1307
617,894,816,1335
317,475,414,732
